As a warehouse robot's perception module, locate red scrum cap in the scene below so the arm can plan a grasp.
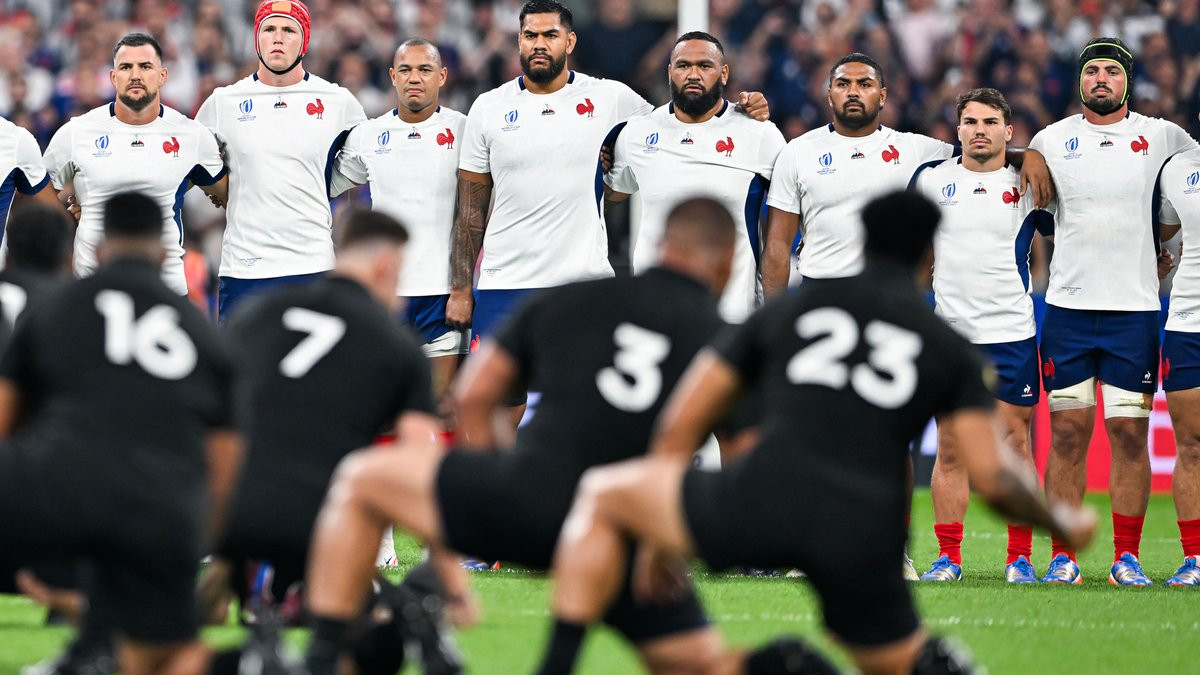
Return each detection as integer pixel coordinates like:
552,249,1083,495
254,0,311,57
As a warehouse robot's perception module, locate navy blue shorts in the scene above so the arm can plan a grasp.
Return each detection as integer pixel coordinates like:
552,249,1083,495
218,272,325,323
1162,330,1200,391
472,288,538,347
403,295,454,345
979,337,1040,406
1039,305,1159,393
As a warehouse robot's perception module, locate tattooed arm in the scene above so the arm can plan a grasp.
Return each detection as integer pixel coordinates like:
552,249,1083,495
446,170,493,330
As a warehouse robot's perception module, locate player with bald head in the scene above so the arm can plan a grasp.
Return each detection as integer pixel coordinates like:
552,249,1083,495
303,198,746,674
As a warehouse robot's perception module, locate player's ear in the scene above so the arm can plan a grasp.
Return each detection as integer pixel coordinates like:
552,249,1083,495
565,30,576,54
439,67,447,87
1004,124,1013,143
109,68,117,89
879,86,887,107
720,64,729,86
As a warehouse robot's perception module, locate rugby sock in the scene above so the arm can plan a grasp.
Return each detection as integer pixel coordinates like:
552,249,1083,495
1006,524,1033,564
535,619,586,675
933,522,964,565
305,615,351,675
1112,512,1145,560
1178,518,1200,558
1050,535,1076,562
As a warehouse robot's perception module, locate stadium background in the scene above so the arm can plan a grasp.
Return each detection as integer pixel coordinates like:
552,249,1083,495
1,0,1191,489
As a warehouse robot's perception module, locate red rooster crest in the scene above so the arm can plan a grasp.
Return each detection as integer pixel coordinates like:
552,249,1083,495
1002,187,1020,206
576,98,595,117
715,136,735,156
306,98,325,119
162,136,180,157
1042,357,1055,379
1163,357,1172,380
436,128,455,149
882,144,900,164
1131,135,1149,155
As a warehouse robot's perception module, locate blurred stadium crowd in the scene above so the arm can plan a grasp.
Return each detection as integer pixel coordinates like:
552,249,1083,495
3,0,1199,284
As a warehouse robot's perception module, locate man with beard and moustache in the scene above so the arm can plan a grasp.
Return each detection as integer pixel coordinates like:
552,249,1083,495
605,32,785,323
762,52,1052,581
1028,38,1198,586
42,33,227,295
196,0,366,321
761,53,1052,296
447,0,769,358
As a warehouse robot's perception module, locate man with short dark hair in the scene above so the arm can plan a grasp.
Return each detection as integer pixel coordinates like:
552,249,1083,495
606,32,785,322
909,87,1051,583
538,191,1095,675
0,203,73,327
43,33,228,295
0,191,240,674
303,198,756,675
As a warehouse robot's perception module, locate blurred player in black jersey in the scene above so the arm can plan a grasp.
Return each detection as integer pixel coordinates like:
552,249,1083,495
204,209,463,671
0,192,240,675
538,191,1097,675
0,203,73,328
303,197,740,674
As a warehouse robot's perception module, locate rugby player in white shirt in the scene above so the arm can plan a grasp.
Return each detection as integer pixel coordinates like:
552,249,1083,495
909,88,1051,584
1029,38,1198,586
0,115,60,254
329,37,466,569
195,0,366,320
761,53,1052,295
43,33,227,296
1147,147,1200,586
606,32,786,324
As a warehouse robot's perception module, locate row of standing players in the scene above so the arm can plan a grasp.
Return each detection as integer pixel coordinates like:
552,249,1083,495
0,0,1196,671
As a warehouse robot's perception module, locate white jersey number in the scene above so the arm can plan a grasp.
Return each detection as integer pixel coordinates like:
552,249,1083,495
596,322,671,412
280,307,346,378
786,307,922,409
0,282,27,327
95,290,197,380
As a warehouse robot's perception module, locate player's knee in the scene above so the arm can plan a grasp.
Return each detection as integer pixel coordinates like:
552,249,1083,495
1101,384,1152,421
328,451,379,506
576,465,621,517
1047,378,1096,412
911,635,976,675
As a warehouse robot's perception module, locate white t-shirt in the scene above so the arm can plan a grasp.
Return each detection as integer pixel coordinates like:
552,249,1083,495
1158,148,1200,331
331,106,466,297
912,158,1046,343
767,124,954,280
458,71,652,290
1029,112,1197,311
608,101,785,322
43,103,225,294
195,72,367,279
0,116,50,265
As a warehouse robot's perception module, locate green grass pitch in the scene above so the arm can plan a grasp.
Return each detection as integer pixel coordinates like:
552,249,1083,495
1,490,1197,674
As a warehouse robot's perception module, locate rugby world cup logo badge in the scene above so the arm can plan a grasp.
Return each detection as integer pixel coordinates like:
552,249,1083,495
375,130,391,155
643,132,659,154
1186,171,1200,195
502,109,520,131
1064,136,1081,160
237,99,256,122
817,152,835,175
93,135,111,157
939,182,957,205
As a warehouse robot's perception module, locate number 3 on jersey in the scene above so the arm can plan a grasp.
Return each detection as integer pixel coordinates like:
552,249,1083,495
786,307,922,409
596,322,671,413
95,290,198,380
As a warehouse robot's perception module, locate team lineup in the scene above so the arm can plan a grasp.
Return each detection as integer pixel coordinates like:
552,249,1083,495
0,0,1195,673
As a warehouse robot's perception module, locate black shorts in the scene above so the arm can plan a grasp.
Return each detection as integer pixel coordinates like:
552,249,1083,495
436,450,709,643
0,445,202,643
220,477,324,567
682,460,918,647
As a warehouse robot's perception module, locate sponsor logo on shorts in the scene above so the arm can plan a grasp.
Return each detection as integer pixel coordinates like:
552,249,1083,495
1043,357,1056,379
1022,384,1033,397
1143,371,1153,383
1163,357,1172,380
